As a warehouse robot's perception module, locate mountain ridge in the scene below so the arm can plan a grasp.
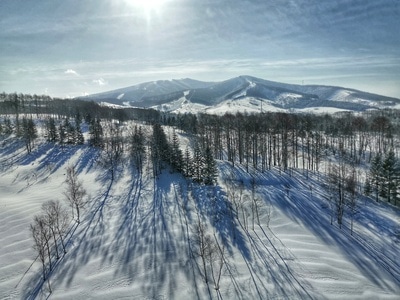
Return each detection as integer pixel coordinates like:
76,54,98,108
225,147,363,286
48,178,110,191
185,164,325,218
78,76,400,113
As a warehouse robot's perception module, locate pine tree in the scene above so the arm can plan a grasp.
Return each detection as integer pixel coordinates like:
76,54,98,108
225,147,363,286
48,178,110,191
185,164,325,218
370,154,383,202
192,143,205,183
150,123,170,176
89,118,104,148
203,146,218,185
58,123,66,147
75,122,84,145
382,150,397,203
3,117,13,135
46,117,58,143
21,117,37,153
183,147,193,178
130,125,146,173
364,177,372,196
64,118,76,145
170,129,183,172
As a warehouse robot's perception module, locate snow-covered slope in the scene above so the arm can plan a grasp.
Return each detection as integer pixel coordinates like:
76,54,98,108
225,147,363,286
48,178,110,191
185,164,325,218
1,133,400,299
79,76,400,114
80,78,215,107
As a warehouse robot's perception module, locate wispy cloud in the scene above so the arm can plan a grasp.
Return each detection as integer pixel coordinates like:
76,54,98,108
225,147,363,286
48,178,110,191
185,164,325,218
65,69,79,76
92,78,108,86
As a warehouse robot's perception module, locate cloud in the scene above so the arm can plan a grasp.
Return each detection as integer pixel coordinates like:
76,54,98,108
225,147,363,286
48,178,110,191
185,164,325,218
92,78,108,86
65,69,79,76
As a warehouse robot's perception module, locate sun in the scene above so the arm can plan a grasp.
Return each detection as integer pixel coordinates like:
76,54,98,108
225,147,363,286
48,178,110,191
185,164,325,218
127,0,168,15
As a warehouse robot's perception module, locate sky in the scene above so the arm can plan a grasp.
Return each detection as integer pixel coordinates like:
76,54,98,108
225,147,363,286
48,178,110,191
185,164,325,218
1,0,400,99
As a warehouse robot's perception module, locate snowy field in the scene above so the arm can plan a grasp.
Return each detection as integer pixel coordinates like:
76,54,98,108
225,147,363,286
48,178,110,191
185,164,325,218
1,137,400,299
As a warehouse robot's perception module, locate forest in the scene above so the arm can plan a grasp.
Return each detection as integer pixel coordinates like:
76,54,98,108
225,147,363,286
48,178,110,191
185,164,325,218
1,92,399,206
1,91,400,298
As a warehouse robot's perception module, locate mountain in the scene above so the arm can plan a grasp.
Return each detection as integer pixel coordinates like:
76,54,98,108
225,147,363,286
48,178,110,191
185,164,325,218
79,76,400,114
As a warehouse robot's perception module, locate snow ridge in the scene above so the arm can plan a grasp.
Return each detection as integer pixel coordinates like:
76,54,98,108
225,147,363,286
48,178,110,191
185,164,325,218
79,76,400,114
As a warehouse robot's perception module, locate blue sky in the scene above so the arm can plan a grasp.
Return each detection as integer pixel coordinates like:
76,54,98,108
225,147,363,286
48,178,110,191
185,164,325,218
1,0,399,98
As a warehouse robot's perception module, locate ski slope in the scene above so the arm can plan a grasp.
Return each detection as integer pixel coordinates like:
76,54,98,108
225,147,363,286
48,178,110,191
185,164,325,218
1,136,399,299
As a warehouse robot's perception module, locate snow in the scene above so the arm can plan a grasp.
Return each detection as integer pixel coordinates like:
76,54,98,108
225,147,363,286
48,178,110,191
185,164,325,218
205,98,284,115
1,135,400,299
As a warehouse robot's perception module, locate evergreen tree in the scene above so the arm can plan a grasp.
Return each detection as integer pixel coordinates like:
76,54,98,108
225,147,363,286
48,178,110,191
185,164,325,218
3,117,13,135
382,150,398,203
58,123,66,147
170,129,183,172
75,122,84,145
64,118,76,144
203,146,218,185
364,177,372,196
130,125,146,172
183,147,193,178
21,117,37,153
89,118,104,148
370,154,383,202
192,143,205,183
46,117,58,143
150,123,170,176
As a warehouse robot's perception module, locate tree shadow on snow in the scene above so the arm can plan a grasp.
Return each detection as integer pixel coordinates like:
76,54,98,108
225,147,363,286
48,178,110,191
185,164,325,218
256,168,400,293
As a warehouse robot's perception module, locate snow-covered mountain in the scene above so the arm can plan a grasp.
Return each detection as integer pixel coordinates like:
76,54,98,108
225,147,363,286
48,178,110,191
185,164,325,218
79,76,400,114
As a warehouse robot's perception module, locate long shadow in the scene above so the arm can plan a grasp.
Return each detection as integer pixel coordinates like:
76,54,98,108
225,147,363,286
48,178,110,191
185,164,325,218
38,165,116,293
21,221,80,300
109,168,148,279
34,144,79,175
190,182,251,262
0,138,26,172
74,146,101,174
257,168,400,292
101,168,195,299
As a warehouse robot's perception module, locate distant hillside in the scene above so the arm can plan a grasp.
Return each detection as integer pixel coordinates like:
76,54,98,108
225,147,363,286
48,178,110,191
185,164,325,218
78,75,400,114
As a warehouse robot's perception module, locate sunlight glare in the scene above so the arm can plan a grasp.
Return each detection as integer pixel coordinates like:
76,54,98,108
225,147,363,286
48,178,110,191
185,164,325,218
127,0,169,16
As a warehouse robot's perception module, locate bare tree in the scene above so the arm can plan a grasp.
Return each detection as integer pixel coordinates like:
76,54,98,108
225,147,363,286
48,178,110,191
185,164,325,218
192,216,211,285
328,160,347,229
32,215,53,272
346,167,358,235
64,166,87,224
42,202,59,259
31,216,48,281
31,215,53,294
210,234,227,291
42,200,70,255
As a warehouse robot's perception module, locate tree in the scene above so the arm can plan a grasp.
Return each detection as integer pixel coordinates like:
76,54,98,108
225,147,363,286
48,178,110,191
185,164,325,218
45,117,58,143
129,125,146,173
31,216,50,281
328,162,346,228
150,123,170,176
42,200,69,255
64,117,76,144
381,150,397,203
183,147,193,178
192,142,205,183
89,118,104,148
58,123,66,147
101,122,124,181
21,117,37,153
170,129,183,172
64,166,87,224
364,177,372,196
203,145,218,185
346,166,358,235
370,154,383,202
75,121,84,145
